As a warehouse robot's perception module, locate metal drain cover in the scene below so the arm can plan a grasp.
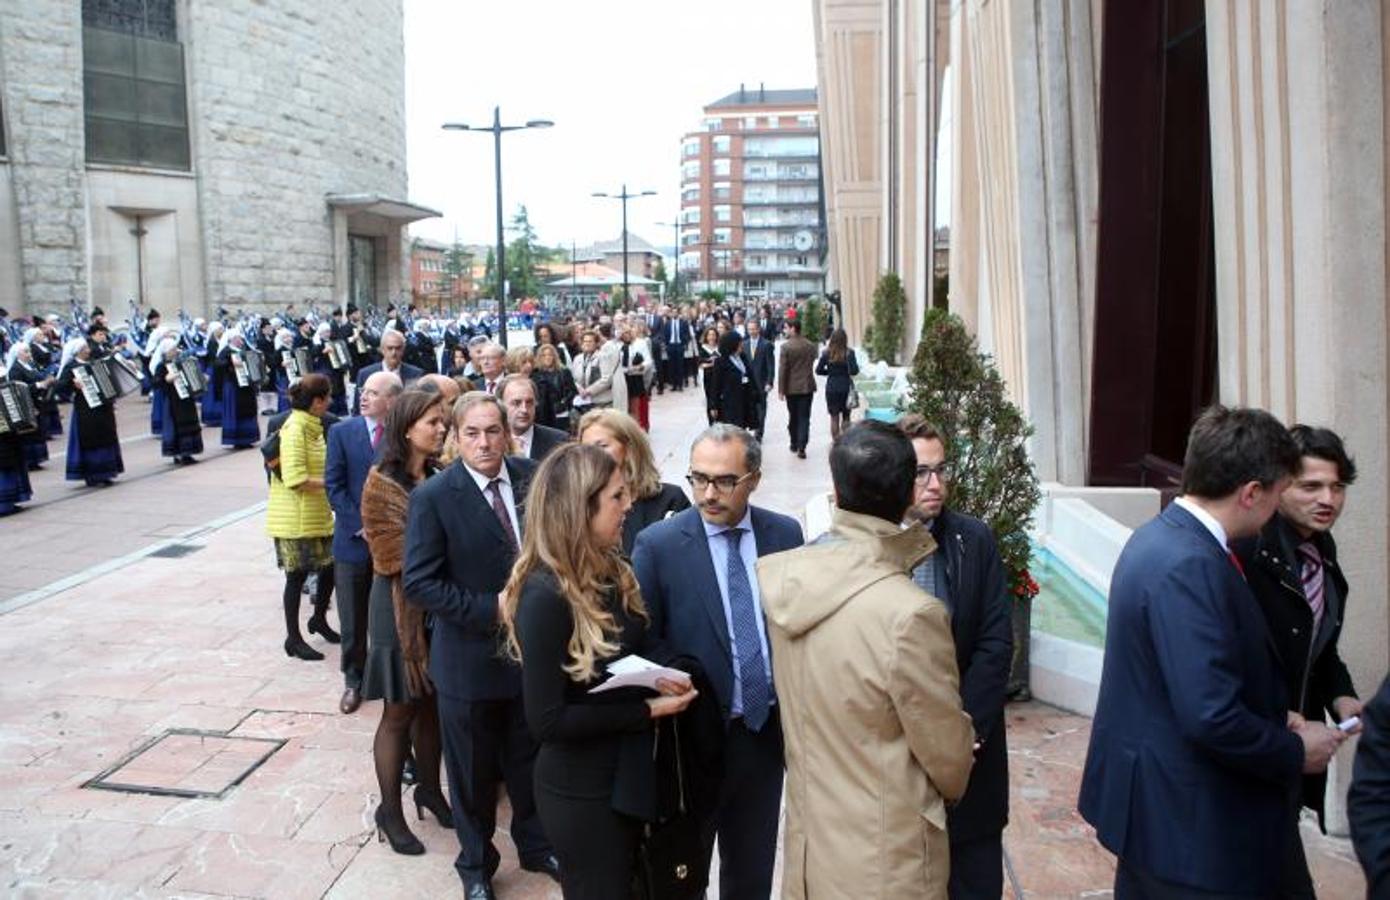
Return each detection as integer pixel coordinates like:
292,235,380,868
84,729,284,799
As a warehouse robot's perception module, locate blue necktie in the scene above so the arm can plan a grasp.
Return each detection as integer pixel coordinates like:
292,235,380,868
724,528,771,731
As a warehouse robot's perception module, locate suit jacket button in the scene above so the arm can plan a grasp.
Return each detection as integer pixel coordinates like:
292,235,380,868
1292,628,1299,635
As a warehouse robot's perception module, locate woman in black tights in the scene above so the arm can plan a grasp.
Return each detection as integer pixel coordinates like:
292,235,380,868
502,443,699,898
359,389,452,854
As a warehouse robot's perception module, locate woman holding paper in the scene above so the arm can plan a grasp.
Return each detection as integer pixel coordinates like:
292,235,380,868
502,442,698,899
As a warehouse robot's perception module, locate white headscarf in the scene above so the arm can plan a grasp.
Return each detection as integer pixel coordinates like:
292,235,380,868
274,328,295,351
223,330,246,350
149,337,180,375
60,337,90,369
314,322,332,345
22,327,40,347
5,341,30,373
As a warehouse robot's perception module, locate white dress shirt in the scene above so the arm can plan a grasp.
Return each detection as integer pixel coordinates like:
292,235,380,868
1173,496,1228,549
703,509,775,716
514,426,534,459
465,461,520,539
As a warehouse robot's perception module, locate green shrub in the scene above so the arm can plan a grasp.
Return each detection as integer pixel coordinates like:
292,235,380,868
868,272,907,364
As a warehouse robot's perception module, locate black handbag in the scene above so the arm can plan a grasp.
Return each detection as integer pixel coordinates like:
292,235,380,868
634,719,707,900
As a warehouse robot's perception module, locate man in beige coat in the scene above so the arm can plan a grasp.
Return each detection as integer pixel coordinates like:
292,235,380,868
758,420,975,898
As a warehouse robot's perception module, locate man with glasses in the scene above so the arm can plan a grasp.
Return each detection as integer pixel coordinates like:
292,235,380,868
898,414,1013,899
631,424,804,900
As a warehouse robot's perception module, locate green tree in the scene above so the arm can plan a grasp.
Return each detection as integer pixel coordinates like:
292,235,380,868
868,272,907,364
444,240,473,307
506,205,543,301
481,247,498,300
800,295,829,343
908,308,1042,693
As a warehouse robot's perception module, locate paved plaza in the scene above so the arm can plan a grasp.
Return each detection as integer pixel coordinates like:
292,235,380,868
0,386,1368,898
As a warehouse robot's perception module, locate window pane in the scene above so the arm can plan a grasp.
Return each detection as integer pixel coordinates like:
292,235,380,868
83,27,135,76
84,0,177,41
135,35,183,84
84,72,138,119
137,80,186,127
86,117,138,164
138,123,189,169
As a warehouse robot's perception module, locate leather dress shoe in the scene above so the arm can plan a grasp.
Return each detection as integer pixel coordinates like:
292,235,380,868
339,687,361,714
464,880,495,900
521,854,561,883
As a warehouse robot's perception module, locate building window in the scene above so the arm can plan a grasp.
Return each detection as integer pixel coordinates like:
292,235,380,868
682,187,700,203
681,208,701,225
766,116,780,129
712,158,731,177
83,25,190,170
712,135,731,155
744,115,758,130
714,205,731,223
682,160,700,180
712,184,731,201
703,118,721,132
83,0,178,41
748,254,765,268
682,138,700,158
713,228,732,245
797,114,817,128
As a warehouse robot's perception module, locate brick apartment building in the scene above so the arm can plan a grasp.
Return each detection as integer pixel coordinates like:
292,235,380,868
410,237,477,308
678,85,826,301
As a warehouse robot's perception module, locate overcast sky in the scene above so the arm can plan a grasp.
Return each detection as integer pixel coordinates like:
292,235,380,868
403,0,819,252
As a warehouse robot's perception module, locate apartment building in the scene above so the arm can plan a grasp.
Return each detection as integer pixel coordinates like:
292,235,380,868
678,86,825,301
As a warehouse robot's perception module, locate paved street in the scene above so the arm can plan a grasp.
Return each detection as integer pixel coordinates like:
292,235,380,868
0,384,1367,897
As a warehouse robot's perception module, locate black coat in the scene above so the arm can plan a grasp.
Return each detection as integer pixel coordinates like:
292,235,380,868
621,482,691,555
533,367,576,429
403,457,536,701
522,423,569,462
710,355,757,429
744,337,775,393
1233,513,1357,826
1350,674,1390,897
931,509,1013,842
58,360,119,450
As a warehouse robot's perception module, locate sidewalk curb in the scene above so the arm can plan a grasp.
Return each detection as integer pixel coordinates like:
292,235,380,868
0,501,268,617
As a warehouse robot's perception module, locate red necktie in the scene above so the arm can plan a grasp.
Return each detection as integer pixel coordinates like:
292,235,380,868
371,422,383,448
1227,549,1246,579
488,479,519,552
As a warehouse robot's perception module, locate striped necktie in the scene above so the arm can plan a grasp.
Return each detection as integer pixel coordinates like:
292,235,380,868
1298,542,1325,627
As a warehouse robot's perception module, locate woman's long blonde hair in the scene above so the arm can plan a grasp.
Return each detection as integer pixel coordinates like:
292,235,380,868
577,407,662,500
501,442,646,682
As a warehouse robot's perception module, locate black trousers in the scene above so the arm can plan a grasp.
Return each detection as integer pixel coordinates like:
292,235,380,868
663,349,686,390
752,390,769,439
786,394,812,451
1115,859,1262,899
948,831,1003,899
436,692,551,884
535,782,640,899
334,558,372,690
701,716,784,900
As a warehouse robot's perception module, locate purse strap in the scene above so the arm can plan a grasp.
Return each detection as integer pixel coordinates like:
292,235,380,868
650,718,689,817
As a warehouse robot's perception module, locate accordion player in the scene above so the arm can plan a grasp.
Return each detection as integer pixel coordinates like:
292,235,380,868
0,380,39,435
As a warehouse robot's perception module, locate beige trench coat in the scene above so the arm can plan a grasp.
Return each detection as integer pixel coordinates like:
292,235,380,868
758,508,975,899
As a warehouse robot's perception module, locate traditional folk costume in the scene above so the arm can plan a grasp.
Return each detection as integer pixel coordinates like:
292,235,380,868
58,339,124,486
0,417,32,515
312,323,349,416
6,344,53,470
216,334,261,449
152,338,204,464
200,323,224,427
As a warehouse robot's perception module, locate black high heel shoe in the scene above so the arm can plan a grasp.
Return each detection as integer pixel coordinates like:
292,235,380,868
374,806,425,855
306,615,341,644
414,787,454,829
283,637,324,661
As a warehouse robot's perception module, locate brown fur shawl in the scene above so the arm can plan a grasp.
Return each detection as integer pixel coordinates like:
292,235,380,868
360,467,432,696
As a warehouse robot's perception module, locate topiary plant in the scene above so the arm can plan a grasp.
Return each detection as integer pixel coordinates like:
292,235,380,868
801,296,829,344
868,272,907,364
909,307,1042,696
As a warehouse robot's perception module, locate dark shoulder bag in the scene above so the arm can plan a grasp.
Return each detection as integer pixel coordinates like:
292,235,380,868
634,718,707,900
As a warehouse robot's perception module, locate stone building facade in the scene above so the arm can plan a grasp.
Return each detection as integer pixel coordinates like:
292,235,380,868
0,0,435,320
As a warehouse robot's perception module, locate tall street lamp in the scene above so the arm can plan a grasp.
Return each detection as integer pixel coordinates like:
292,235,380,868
592,184,656,311
654,218,682,302
442,107,552,348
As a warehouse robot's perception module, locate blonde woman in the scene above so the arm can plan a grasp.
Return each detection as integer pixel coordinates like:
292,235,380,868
532,343,577,432
578,408,690,554
504,345,534,377
502,443,697,899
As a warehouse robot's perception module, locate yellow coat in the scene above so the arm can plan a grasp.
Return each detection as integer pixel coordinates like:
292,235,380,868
757,509,975,899
265,409,333,539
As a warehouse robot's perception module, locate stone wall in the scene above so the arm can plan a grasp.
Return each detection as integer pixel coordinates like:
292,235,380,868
0,1,89,315
184,0,408,309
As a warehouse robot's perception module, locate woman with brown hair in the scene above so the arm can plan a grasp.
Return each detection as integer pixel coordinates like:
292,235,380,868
360,389,452,854
265,372,337,660
502,443,698,898
816,327,860,439
697,325,720,425
532,342,577,433
578,407,690,554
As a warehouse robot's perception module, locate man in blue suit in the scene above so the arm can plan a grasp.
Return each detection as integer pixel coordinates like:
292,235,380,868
324,370,402,714
632,424,804,900
1079,406,1346,898
354,328,422,392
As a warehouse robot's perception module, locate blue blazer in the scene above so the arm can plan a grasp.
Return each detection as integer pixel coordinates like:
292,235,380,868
1078,503,1304,895
631,505,804,721
402,457,536,701
324,416,378,565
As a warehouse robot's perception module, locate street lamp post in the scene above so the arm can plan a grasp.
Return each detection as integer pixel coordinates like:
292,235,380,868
654,219,682,301
442,107,552,348
592,184,656,311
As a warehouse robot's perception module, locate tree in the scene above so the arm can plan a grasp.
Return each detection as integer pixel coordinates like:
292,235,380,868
444,240,473,307
800,295,829,343
506,205,543,302
481,247,498,301
868,272,907,364
908,308,1042,695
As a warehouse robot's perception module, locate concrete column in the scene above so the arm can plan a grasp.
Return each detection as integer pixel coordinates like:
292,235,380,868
331,207,349,309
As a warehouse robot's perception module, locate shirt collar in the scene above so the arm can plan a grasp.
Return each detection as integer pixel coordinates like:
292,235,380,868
1174,496,1229,549
703,507,753,539
464,461,510,492
363,414,378,433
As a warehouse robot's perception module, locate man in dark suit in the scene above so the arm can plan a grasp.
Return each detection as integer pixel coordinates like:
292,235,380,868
325,370,402,714
777,319,817,459
1233,424,1362,894
1079,405,1345,898
632,425,804,900
898,415,1012,898
659,308,691,392
743,319,775,440
402,392,558,899
1350,674,1390,897
498,375,567,462
354,328,422,391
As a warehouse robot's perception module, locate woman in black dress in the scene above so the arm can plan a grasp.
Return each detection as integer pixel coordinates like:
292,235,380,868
216,331,261,449
151,337,204,465
6,341,56,470
710,330,757,430
815,327,860,439
578,407,691,554
502,443,698,899
696,326,720,425
359,389,452,855
532,343,577,433
200,322,224,427
57,337,124,486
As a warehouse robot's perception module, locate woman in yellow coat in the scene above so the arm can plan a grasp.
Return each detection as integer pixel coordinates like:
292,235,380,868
267,372,338,660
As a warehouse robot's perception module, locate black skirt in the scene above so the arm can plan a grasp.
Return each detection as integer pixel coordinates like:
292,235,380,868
361,573,415,703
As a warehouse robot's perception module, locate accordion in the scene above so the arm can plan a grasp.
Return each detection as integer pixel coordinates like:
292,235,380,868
0,381,38,434
173,355,208,400
326,339,351,371
243,349,267,386
104,355,144,397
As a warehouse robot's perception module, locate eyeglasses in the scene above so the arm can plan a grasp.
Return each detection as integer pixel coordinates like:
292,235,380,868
915,463,951,484
686,471,757,495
